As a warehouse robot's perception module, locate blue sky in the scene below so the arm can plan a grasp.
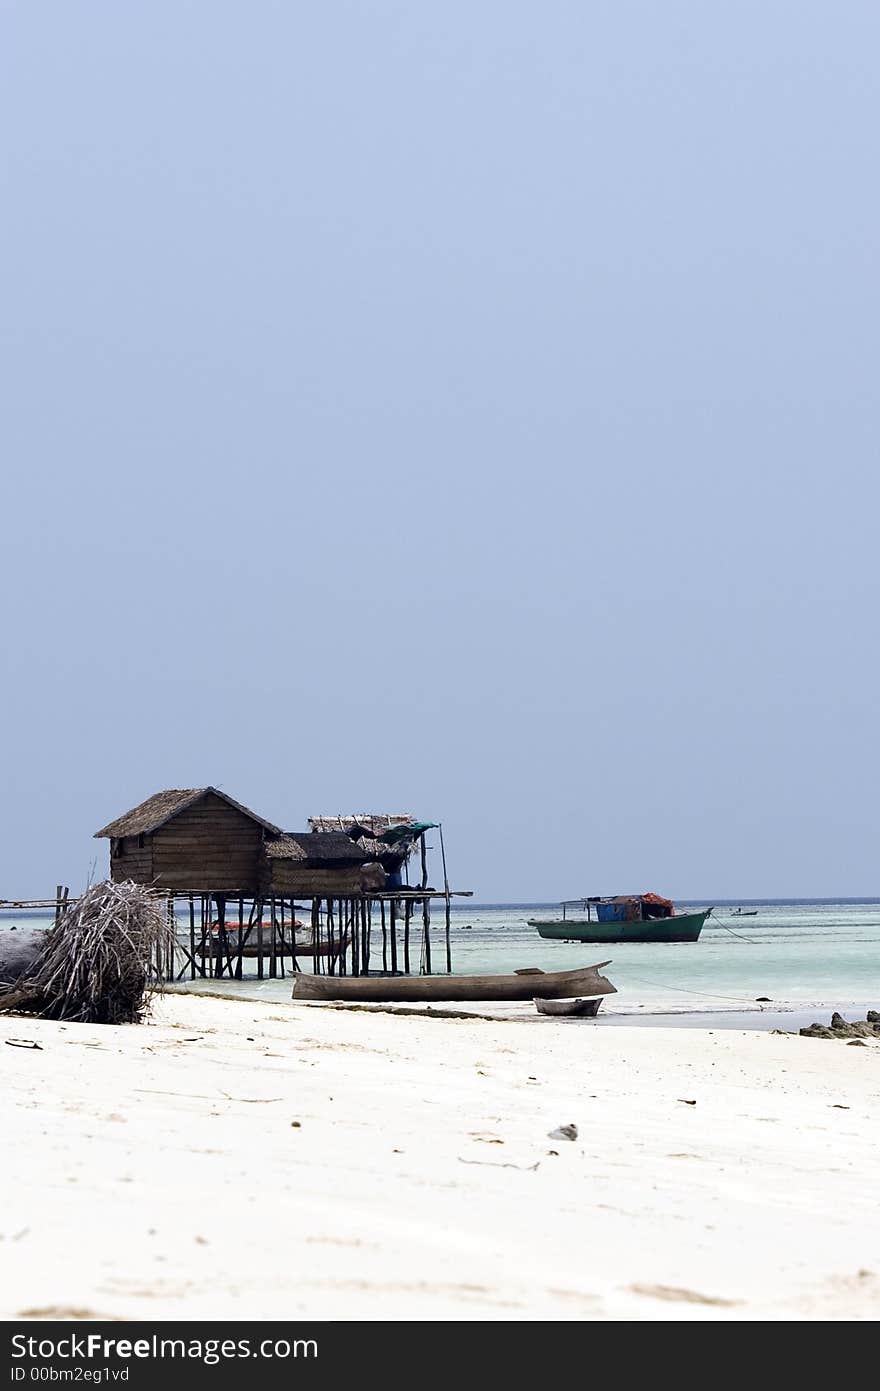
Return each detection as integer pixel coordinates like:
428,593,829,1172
1,2,877,898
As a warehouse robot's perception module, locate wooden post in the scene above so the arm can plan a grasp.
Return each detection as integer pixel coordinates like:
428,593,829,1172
235,896,244,980
200,896,208,978
215,895,223,978
215,895,233,978
168,896,176,979
290,898,301,973
423,894,431,975
255,899,264,979
380,898,387,972
389,898,398,973
351,897,360,976
269,895,277,978
189,895,196,980
203,896,212,978
439,823,452,974
278,897,286,980
403,899,411,974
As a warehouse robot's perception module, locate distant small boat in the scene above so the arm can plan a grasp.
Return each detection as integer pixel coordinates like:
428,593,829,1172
534,996,603,1017
292,962,616,1003
731,909,758,917
529,894,711,944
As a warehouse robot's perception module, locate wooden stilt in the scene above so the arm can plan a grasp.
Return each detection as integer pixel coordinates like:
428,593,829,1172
189,895,196,980
389,898,398,973
403,899,411,974
269,895,277,978
380,898,387,972
215,895,227,978
255,898,264,979
235,896,244,980
278,897,286,980
203,896,212,978
351,897,360,976
291,898,301,973
327,900,335,976
439,823,453,973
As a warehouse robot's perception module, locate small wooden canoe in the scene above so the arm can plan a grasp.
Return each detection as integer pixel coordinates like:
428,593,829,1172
209,923,347,958
292,962,615,1003
534,996,603,1017
229,937,349,959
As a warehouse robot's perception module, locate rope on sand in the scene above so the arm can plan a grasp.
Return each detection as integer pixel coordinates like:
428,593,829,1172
617,974,774,1008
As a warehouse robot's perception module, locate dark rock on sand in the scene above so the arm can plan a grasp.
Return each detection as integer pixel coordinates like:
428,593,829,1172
799,1011,880,1041
0,927,46,985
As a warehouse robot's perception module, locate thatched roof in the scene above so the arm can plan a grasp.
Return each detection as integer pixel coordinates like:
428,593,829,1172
94,788,282,839
264,832,368,864
308,814,418,862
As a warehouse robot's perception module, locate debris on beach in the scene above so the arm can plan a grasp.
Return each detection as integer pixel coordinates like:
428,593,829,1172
799,1011,880,1041
548,1123,578,1141
0,880,174,1025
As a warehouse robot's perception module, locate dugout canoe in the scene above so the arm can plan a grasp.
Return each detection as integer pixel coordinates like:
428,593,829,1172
291,962,615,1003
534,996,604,1017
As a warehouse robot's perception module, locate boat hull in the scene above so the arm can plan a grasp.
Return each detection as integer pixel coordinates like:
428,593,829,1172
534,996,603,1017
217,937,348,959
528,910,710,944
292,962,616,1003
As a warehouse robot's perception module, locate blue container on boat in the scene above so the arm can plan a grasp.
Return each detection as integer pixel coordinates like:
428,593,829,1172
596,902,627,923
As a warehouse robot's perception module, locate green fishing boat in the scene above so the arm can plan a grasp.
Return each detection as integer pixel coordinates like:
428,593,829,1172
528,893,711,944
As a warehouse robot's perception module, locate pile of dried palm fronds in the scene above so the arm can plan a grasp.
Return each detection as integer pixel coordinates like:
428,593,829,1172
0,880,175,1024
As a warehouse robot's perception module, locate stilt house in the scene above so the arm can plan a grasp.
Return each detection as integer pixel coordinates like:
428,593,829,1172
94,787,281,895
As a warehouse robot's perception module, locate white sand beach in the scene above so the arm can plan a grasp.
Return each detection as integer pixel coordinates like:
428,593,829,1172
1,993,878,1322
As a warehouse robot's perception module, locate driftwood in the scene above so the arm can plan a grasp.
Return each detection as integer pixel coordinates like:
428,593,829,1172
0,880,175,1024
799,1011,880,1040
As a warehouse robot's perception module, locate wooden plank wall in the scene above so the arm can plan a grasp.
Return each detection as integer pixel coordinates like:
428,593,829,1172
151,793,264,893
266,863,366,897
109,836,153,883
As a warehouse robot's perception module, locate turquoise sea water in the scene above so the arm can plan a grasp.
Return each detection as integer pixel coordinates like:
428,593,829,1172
439,900,880,1008
3,899,878,1015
